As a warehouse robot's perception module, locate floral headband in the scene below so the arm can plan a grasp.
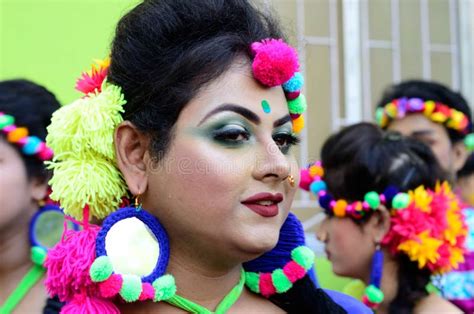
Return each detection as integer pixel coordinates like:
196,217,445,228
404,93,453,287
376,97,474,151
300,162,467,275
0,112,54,161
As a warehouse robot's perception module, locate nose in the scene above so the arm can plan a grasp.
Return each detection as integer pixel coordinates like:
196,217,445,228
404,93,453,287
252,139,291,184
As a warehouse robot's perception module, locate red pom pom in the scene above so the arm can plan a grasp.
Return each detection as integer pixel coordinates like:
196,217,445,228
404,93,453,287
45,226,99,302
138,282,155,301
251,39,299,87
99,274,123,298
362,295,379,309
286,91,301,100
259,273,276,298
283,261,306,283
61,293,119,314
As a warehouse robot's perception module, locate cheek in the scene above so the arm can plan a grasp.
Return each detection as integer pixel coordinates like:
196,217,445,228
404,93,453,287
0,156,31,227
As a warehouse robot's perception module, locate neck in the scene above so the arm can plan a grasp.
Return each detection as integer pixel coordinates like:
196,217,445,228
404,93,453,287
0,212,33,300
364,251,398,314
166,243,243,310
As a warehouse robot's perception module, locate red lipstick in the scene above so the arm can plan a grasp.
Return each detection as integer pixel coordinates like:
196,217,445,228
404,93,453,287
241,193,283,217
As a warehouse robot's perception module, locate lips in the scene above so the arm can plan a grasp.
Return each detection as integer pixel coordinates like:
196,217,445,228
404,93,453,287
241,192,284,217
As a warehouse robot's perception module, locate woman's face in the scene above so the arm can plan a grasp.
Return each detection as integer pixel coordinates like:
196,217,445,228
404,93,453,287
143,62,299,263
317,216,375,281
0,139,40,232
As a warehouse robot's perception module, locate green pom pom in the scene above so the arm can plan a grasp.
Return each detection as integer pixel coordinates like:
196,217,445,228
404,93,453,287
392,192,410,209
375,107,384,125
287,94,307,114
46,83,125,160
47,154,127,220
465,133,474,152
245,272,260,293
120,275,142,302
365,285,384,303
364,191,380,209
0,114,15,129
271,269,292,293
89,256,113,282
153,274,177,301
291,246,315,270
31,246,47,266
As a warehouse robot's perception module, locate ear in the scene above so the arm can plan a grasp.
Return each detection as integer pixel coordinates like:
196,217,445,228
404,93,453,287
365,206,391,243
452,141,468,172
115,121,150,196
29,177,48,202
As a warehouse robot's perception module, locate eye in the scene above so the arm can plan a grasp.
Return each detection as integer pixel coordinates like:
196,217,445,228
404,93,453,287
272,132,300,154
212,125,250,144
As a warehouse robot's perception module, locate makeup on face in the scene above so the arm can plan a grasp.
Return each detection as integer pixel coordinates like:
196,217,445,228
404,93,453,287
241,192,283,217
193,103,300,154
261,99,271,114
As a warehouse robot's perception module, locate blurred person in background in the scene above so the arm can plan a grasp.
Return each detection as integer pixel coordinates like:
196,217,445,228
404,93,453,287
375,80,474,311
303,123,465,313
0,80,61,313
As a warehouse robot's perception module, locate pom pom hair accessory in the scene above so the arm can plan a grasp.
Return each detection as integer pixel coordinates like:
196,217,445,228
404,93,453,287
0,112,54,161
376,97,474,151
300,162,467,275
251,39,307,134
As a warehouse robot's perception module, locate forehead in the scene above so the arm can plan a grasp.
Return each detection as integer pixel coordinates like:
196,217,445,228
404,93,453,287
387,113,449,138
179,62,288,122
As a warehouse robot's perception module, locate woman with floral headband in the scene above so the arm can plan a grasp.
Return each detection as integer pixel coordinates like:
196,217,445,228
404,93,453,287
0,80,60,313
375,80,474,312
42,0,352,313
301,123,466,313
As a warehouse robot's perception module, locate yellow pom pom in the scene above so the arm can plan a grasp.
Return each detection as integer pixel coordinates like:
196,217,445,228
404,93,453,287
47,153,127,220
7,127,28,143
333,200,347,217
292,114,304,133
423,101,435,116
47,82,125,160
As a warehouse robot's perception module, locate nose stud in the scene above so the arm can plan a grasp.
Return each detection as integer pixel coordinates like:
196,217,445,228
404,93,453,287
287,175,295,187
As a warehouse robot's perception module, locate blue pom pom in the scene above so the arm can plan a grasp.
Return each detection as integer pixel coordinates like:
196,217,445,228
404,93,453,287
310,181,327,195
383,186,399,205
22,136,42,155
282,72,304,93
319,194,332,210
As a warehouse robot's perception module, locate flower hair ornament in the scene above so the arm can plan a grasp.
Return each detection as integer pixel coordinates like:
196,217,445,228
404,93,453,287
44,38,310,314
300,162,468,309
376,97,474,152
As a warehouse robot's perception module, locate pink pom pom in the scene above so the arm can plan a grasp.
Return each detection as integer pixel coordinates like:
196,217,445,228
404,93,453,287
299,169,312,191
251,39,299,87
283,261,306,283
99,274,123,298
45,226,99,302
61,293,119,314
259,273,276,298
138,282,155,301
38,146,54,161
286,91,301,100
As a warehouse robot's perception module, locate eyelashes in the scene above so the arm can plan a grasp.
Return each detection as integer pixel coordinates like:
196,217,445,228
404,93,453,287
211,124,300,153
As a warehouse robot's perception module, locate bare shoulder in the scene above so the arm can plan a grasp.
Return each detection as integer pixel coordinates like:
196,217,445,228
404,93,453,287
415,293,462,314
229,288,284,314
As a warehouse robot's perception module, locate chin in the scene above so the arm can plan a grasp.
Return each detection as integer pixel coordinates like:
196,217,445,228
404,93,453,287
234,227,280,260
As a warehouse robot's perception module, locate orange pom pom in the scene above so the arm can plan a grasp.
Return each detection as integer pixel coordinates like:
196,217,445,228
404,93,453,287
292,114,304,133
7,127,28,143
309,165,324,178
333,200,348,217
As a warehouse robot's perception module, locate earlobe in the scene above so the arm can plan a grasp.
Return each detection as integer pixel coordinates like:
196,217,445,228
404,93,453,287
30,177,48,203
452,141,468,172
114,121,149,195
371,207,391,243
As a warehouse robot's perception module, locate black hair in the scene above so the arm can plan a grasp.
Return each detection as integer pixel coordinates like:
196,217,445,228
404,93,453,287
376,80,473,144
321,122,446,313
108,0,283,160
458,153,474,179
0,79,60,180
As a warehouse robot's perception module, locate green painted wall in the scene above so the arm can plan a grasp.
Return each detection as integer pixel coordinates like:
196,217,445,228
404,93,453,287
0,0,139,105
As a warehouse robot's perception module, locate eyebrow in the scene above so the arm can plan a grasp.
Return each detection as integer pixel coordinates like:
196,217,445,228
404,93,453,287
273,114,291,128
410,129,435,137
199,104,261,126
